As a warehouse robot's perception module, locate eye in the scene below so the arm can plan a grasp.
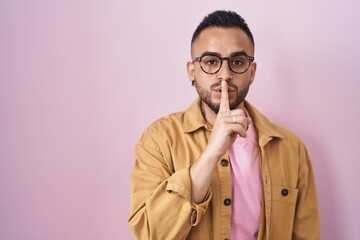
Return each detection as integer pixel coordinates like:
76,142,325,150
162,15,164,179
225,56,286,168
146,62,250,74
205,59,219,65
201,55,220,66
231,59,244,66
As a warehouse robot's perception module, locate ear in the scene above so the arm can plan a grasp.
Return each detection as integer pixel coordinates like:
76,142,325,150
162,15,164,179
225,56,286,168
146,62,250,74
187,61,195,85
249,62,257,85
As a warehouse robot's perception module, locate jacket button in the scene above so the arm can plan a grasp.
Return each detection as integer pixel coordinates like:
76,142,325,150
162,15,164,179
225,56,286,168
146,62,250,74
281,188,289,196
224,198,231,206
220,159,229,167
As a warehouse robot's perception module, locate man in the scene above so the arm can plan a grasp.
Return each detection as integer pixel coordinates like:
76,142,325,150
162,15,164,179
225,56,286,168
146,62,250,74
128,10,320,240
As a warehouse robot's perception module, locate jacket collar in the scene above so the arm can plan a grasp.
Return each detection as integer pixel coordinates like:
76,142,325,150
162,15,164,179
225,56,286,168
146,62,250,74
244,101,284,147
183,98,211,133
183,98,284,146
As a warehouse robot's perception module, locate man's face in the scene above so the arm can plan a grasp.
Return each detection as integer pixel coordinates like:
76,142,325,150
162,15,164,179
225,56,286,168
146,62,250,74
187,27,256,113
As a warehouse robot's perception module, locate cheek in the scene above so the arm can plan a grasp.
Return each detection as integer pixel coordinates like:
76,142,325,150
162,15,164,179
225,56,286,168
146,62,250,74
233,76,251,87
195,72,218,85
195,67,208,78
243,72,254,84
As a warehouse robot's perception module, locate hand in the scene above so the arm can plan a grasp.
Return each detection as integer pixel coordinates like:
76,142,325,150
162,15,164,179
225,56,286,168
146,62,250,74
204,80,251,160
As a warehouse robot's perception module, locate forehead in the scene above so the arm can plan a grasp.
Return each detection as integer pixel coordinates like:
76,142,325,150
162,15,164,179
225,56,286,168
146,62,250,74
191,26,253,57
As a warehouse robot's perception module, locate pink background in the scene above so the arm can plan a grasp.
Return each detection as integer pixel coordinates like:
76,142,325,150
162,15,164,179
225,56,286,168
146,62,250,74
1,1,359,239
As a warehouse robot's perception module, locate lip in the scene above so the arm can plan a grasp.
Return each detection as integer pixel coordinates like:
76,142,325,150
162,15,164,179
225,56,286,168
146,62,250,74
213,87,236,93
213,87,235,97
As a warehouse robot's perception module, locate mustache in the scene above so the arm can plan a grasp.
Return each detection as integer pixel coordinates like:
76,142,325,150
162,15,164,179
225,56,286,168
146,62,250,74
210,81,238,91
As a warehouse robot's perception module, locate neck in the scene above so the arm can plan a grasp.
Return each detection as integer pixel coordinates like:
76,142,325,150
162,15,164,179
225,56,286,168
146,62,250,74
201,101,246,126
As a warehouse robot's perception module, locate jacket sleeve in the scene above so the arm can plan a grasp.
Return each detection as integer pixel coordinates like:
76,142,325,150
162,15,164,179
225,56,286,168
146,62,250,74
128,127,212,240
293,142,320,239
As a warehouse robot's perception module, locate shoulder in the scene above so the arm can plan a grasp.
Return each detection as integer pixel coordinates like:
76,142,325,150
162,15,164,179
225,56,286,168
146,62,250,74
245,101,305,147
138,111,186,145
147,111,186,133
141,98,204,138
273,123,304,145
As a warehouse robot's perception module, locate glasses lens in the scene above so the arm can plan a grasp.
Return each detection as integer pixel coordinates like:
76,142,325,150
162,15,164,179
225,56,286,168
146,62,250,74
200,55,221,74
229,55,250,74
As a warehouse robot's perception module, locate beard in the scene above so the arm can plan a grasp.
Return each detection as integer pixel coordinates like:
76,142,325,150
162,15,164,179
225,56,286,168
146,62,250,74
194,81,250,114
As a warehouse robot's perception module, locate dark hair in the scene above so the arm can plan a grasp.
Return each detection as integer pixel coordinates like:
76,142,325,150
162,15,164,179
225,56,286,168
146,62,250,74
191,10,254,48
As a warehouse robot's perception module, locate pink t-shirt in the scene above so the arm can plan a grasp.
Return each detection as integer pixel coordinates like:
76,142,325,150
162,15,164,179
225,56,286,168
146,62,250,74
228,117,262,240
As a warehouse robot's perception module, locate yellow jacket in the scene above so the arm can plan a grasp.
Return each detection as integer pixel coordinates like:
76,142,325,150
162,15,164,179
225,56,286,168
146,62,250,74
129,99,320,240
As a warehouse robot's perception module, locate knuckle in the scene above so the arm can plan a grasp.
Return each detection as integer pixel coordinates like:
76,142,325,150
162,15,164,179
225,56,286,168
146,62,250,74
220,118,227,123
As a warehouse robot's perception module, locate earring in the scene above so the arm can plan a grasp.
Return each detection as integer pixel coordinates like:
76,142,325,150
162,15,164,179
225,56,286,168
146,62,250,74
190,79,195,86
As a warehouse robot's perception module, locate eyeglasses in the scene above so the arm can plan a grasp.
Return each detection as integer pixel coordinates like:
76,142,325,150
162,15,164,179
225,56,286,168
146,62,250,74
192,52,255,74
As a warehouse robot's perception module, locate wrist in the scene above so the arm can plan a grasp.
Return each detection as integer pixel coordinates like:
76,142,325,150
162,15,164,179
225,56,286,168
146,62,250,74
201,147,223,165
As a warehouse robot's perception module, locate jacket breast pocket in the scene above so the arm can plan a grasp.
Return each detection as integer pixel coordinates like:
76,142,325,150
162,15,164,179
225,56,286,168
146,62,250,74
272,184,298,204
270,185,299,239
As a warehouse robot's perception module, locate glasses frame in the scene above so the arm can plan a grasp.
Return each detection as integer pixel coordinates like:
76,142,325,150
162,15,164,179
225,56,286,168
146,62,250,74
192,52,255,74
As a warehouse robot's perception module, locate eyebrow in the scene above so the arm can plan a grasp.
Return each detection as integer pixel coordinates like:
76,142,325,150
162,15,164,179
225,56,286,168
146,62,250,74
200,51,248,58
230,51,248,57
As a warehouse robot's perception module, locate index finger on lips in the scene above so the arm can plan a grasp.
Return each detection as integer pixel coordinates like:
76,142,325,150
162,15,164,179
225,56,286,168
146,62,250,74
219,80,230,113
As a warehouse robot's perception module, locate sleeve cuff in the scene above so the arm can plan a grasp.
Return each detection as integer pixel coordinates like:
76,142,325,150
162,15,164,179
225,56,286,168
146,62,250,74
166,166,192,202
190,188,212,226
165,166,212,226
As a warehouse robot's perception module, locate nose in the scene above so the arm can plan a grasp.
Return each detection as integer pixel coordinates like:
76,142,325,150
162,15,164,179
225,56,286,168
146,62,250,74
217,59,233,81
